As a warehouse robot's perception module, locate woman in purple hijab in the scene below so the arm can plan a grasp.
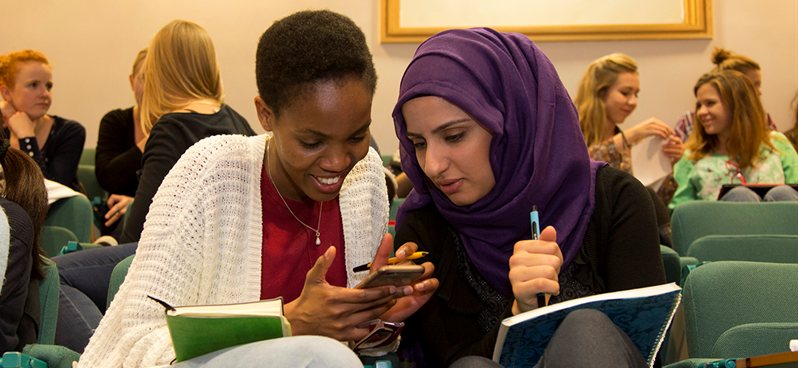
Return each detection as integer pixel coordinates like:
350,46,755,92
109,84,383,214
391,28,665,367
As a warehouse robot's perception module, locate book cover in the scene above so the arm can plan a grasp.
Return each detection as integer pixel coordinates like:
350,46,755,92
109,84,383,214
493,283,681,368
151,296,292,362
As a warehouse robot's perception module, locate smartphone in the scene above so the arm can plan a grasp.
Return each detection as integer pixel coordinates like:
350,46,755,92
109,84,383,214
355,265,424,289
352,319,404,352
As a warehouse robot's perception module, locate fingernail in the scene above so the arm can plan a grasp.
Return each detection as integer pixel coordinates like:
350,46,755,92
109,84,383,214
415,282,425,291
388,286,397,295
402,286,413,296
395,249,406,258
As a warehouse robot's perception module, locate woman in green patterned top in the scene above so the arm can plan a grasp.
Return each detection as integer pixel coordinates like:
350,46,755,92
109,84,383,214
670,70,798,208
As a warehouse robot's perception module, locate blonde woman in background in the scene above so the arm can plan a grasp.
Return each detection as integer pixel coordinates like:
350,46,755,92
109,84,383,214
575,53,682,226
576,53,683,171
674,48,778,141
0,50,86,190
122,20,256,243
52,19,255,354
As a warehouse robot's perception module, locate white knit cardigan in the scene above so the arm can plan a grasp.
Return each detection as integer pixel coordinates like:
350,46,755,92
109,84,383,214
78,134,389,367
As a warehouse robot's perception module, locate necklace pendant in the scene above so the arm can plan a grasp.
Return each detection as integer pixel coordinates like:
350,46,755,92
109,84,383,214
267,141,324,248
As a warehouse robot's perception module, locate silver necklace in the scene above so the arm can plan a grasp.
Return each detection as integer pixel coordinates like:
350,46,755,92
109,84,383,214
266,140,323,245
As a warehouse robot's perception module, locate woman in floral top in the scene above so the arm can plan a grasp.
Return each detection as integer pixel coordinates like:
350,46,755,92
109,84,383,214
575,53,683,205
670,70,798,208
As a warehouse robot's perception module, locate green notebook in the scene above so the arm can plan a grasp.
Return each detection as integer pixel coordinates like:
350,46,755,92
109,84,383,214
150,296,292,362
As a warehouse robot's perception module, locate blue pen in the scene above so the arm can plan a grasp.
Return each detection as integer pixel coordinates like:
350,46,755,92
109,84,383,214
530,206,546,308
530,206,540,240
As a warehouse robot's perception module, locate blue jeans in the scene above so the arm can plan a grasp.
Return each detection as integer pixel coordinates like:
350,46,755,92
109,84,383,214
721,185,798,202
53,242,138,353
173,336,362,368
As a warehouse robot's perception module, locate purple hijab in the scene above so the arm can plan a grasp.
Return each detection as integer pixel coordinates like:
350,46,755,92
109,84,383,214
393,28,604,297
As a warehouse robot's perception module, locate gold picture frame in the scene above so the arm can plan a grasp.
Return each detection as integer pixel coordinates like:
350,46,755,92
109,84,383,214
380,0,712,43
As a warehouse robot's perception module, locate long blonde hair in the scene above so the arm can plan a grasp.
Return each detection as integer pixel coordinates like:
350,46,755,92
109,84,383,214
575,53,638,147
687,70,771,169
140,20,223,133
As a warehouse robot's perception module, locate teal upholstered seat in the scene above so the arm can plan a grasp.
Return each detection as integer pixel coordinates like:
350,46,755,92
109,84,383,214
681,261,798,358
39,226,79,258
712,322,798,358
45,196,93,243
78,148,95,166
21,344,80,368
106,255,134,308
671,201,798,256
687,234,798,263
37,259,60,345
380,154,392,167
659,245,682,285
77,164,106,206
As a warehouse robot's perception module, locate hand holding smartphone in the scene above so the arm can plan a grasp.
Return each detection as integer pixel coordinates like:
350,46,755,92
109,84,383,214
355,265,424,289
352,319,404,352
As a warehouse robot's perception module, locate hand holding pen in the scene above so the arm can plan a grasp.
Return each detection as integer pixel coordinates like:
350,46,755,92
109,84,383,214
508,206,563,315
530,208,546,309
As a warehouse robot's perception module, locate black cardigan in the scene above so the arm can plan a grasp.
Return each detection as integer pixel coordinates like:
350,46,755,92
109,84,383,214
119,105,256,243
5,116,85,190
95,107,141,197
395,166,666,367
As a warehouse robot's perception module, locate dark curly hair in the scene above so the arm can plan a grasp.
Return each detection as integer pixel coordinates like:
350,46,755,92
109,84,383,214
255,10,377,116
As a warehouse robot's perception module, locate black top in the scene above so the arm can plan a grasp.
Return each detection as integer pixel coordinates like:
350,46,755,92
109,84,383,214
395,166,666,367
119,104,256,243
0,198,40,354
5,116,86,190
95,107,141,197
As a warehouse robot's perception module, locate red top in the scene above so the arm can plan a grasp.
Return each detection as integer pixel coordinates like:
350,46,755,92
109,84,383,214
260,166,346,302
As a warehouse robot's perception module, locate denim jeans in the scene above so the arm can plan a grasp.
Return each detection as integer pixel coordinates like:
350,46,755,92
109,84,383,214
721,185,798,202
450,309,645,368
173,336,362,368
52,242,137,352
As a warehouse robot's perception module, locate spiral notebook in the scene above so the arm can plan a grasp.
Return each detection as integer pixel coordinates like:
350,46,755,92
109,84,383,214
493,283,682,368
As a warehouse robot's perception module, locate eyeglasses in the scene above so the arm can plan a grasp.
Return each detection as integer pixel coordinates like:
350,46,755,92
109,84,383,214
352,319,404,352
725,160,747,185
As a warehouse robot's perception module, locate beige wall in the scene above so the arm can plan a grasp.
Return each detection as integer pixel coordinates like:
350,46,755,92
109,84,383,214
1,0,796,155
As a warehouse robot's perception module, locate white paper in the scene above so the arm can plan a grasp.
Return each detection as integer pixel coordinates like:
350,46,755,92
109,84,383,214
790,339,798,352
45,179,82,205
631,137,673,187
